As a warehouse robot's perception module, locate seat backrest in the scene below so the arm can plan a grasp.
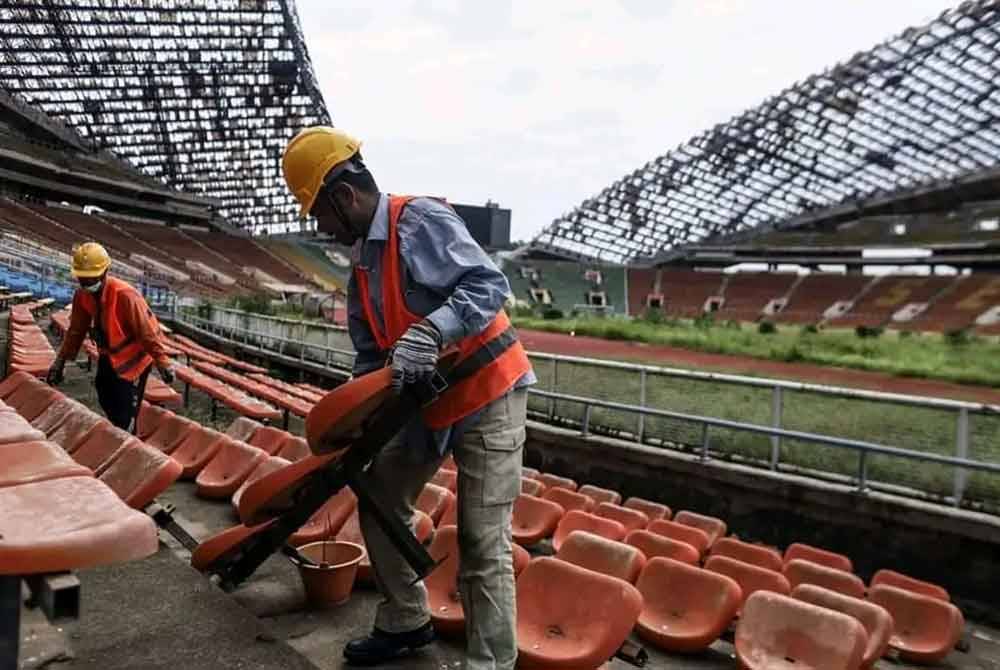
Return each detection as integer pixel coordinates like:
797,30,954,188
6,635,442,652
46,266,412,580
595,502,649,533
535,473,577,492
635,557,741,627
673,510,727,545
705,554,791,610
710,537,783,573
578,484,621,506
792,584,894,666
868,584,964,656
225,416,262,442
552,510,626,551
623,496,671,522
416,482,455,524
870,568,949,601
783,559,865,599
625,529,700,566
647,518,711,556
247,425,292,455
555,530,645,583
543,487,595,514
783,542,853,573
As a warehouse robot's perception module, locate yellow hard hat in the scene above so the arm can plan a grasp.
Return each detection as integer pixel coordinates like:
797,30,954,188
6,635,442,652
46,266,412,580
71,242,111,278
282,126,362,218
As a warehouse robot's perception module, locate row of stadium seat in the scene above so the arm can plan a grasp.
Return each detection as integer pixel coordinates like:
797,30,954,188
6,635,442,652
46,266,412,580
7,299,57,377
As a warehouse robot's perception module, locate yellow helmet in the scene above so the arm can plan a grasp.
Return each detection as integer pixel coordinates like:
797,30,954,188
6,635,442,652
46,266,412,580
71,242,111,278
282,126,362,218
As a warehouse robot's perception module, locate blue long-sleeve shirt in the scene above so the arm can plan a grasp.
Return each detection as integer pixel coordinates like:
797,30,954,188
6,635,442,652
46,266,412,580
347,193,535,458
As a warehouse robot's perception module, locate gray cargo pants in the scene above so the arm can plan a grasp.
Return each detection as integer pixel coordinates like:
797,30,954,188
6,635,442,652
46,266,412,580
357,387,526,670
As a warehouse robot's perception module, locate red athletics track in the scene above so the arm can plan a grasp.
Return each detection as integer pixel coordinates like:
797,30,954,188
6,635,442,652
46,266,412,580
518,328,1000,406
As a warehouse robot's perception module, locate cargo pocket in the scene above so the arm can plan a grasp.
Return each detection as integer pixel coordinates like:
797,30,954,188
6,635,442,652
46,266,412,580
480,425,525,506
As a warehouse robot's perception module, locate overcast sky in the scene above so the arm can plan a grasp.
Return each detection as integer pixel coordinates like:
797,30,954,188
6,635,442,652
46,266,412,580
295,0,957,242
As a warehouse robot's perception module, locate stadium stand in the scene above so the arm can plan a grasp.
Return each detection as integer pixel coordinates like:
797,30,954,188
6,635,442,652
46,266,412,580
658,269,724,319
505,259,626,314
715,272,799,323
773,273,873,325
895,274,1000,333
261,239,350,290
826,275,955,329
185,229,307,286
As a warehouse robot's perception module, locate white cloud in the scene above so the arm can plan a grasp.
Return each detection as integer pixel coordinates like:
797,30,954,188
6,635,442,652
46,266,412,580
295,0,957,241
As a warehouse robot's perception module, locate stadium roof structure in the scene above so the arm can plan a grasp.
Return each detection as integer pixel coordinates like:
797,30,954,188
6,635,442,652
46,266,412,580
0,0,331,234
531,0,1000,265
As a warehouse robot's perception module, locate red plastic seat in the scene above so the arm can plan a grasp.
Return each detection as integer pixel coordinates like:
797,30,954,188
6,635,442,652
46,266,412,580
623,496,671,522
28,396,80,434
289,487,358,546
276,436,312,462
0,440,92,487
438,496,457,528
784,559,865,599
521,477,545,496
647,518,711,557
196,439,268,499
144,376,181,406
146,414,197,454
99,444,183,509
512,494,565,546
430,468,458,492
42,406,106,452
231,456,292,512
624,529,700,566
426,525,464,636
552,510,626,552
793,584,893,668
542,487,595,514
0,371,34,399
554,530,645,583
710,537,783,573
304,367,393,452
247,424,294,455
7,385,62,421
441,454,457,472
635,557,741,653
0,410,45,444
70,424,136,474
577,484,621,506
736,591,868,670
516,557,643,670
171,428,228,478
594,502,648,533
870,569,949,602
868,583,964,664
705,554,791,614
0,476,158,575
674,510,727,546
784,542,853,573
535,472,577,492
521,466,540,480
136,402,172,440
416,482,456,525
224,416,261,443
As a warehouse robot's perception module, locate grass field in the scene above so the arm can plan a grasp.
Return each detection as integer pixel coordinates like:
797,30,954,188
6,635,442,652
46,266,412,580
513,315,1000,387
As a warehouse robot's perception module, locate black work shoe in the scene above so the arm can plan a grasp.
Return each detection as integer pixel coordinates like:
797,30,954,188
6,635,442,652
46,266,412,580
343,622,435,665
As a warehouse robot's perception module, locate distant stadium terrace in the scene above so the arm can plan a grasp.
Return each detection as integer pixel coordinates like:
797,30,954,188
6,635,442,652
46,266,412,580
0,0,330,234
532,1,1000,264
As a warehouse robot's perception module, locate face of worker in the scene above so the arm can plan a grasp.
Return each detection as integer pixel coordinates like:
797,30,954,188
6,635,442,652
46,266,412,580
78,271,107,294
312,182,365,246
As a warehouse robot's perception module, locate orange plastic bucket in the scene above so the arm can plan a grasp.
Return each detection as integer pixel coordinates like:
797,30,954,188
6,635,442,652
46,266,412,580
290,541,366,609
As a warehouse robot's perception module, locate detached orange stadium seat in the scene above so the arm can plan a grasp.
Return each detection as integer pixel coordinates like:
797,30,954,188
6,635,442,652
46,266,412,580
99,443,183,509
289,487,357,546
577,484,621,506
634,557,741,653
542,486,595,515
195,440,268,499
673,510,727,546
784,559,866,599
624,529,700,566
647,518,711,557
792,584,893,668
736,591,867,670
231,456,291,513
416,482,456,525
868,583,964,664
869,568,949,602
594,502,649,534
512,494,564,547
516,557,643,670
554,530,645,583
705,554,791,614
623,496,671,522
710,536,783,573
552,510,626,552
0,476,158,574
784,541,853,573
535,472,577,492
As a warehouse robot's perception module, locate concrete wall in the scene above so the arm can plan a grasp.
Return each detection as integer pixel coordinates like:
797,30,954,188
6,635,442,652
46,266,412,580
527,420,1000,625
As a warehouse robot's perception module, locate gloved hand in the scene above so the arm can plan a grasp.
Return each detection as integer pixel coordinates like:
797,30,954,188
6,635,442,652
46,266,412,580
158,364,175,385
46,357,66,386
389,321,442,395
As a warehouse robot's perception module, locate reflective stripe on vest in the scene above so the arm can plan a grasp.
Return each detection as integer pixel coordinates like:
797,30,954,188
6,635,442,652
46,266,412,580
353,195,532,430
77,277,155,382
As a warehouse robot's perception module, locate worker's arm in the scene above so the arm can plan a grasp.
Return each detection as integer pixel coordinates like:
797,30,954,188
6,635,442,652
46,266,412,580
119,291,171,369
398,199,512,346
347,272,387,376
56,291,93,361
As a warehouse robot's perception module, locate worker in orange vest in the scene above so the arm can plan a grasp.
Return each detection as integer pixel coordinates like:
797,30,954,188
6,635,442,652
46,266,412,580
283,127,535,669
47,242,174,433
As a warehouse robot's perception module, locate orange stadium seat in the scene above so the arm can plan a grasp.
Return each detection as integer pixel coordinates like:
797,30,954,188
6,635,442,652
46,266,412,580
231,456,291,513
521,477,545,496
0,409,45,445
783,559,866,599
426,525,465,636
430,468,458,492
542,486,595,514
868,583,964,664
535,473,577,492
70,424,136,474
146,413,197,454
0,440,92,487
710,536,784,573
246,424,294,455
624,529,700,566
577,484,621,506
784,541,853,573
511,494,565,547
869,568,950,601
171,427,228,478
623,496,671,522
673,510,727,546
594,501,649,533
415,482,455,525
635,557,741,653
195,440,268,499
705,554,791,614
98,443,182,509
225,416,262,442
289,487,357,547
792,584,893,668
647,518,711,557
552,510,626,552
554,530,646,584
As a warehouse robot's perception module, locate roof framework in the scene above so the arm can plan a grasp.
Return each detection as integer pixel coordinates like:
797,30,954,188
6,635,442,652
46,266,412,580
533,1,1000,264
0,0,330,233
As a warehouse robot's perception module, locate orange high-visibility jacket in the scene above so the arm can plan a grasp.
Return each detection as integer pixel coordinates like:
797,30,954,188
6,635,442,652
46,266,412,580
354,195,531,430
59,276,169,381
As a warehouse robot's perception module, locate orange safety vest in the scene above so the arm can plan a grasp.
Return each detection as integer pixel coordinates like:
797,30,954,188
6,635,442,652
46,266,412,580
76,276,156,382
354,195,532,430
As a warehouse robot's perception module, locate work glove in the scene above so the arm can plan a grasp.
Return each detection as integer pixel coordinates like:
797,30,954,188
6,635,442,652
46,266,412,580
158,364,175,385
389,321,442,395
46,357,66,386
